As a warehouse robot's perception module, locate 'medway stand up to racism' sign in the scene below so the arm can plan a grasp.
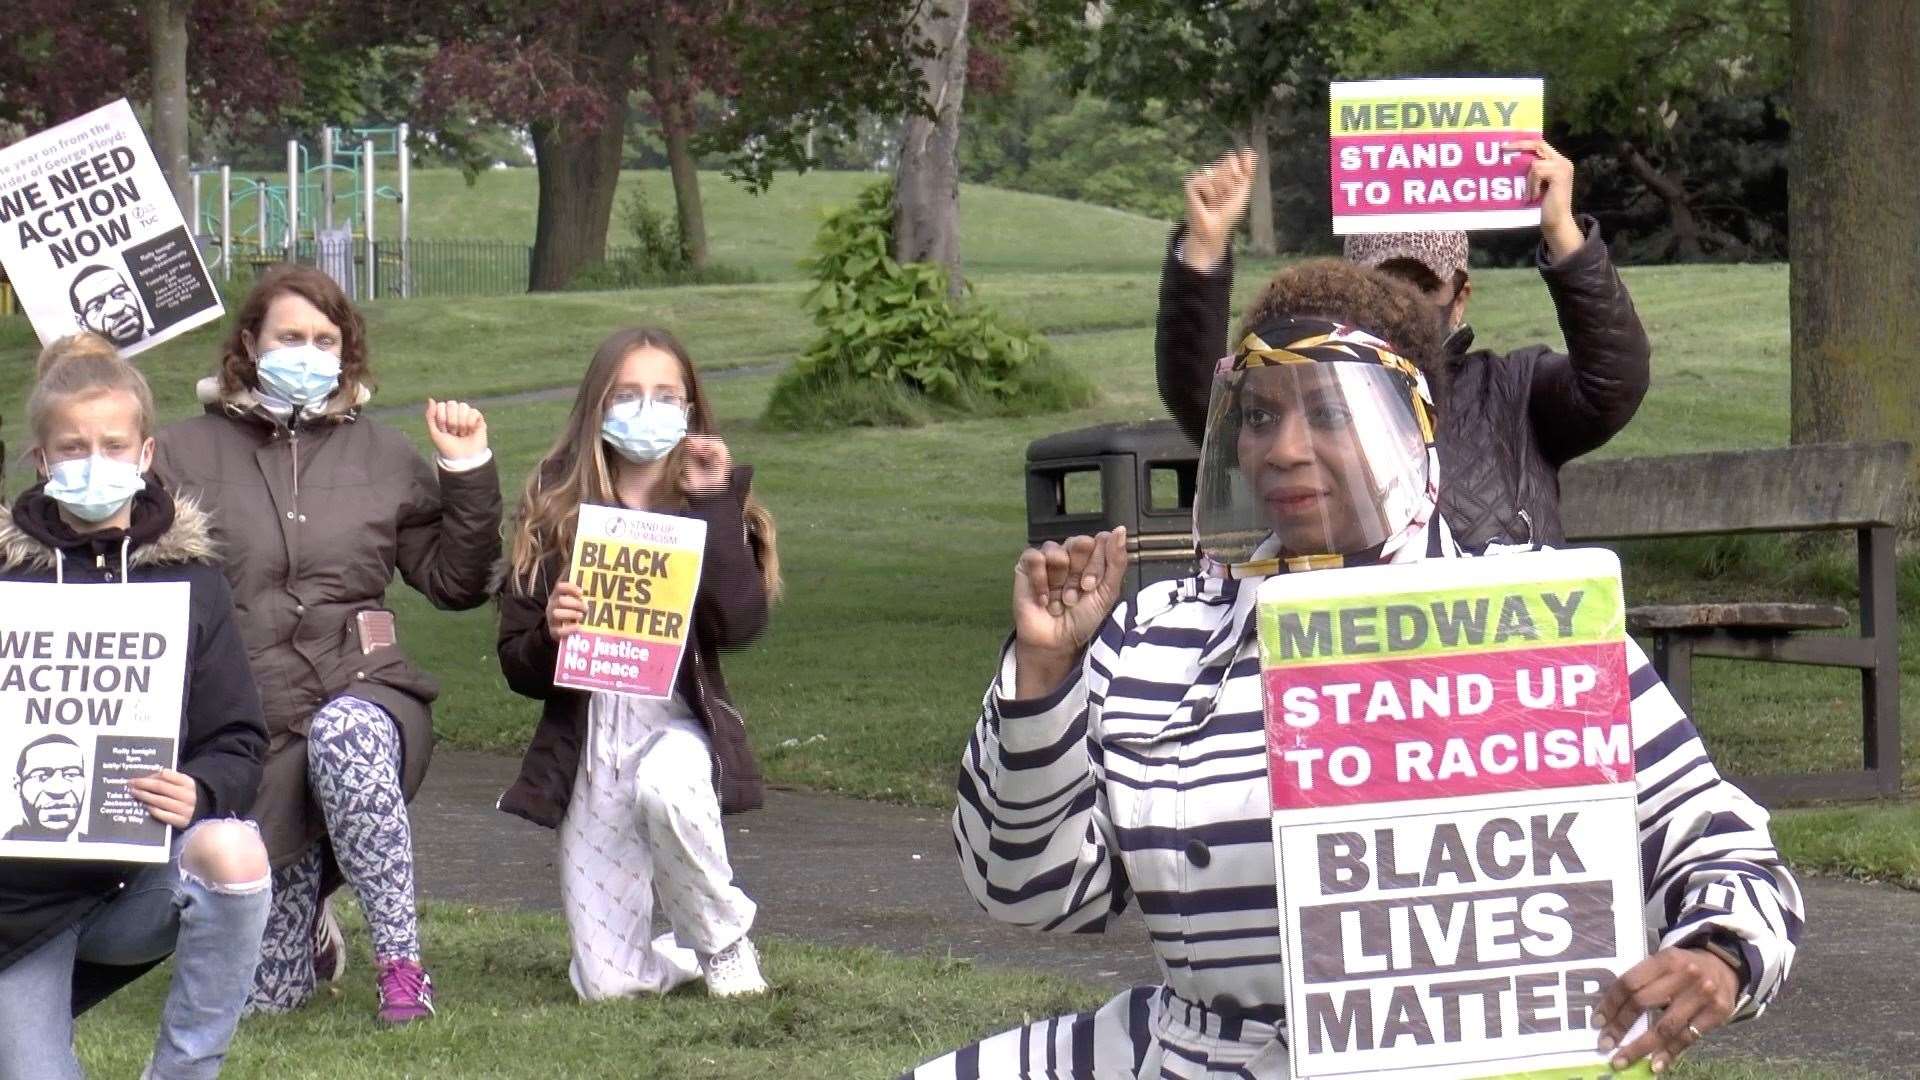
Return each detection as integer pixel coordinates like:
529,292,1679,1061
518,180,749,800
0,98,224,358
553,505,706,699
1330,77,1545,235
0,582,190,864
1260,549,1652,1080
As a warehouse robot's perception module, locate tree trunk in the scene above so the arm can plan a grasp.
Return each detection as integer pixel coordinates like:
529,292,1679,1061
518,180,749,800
147,0,193,220
893,0,969,299
645,23,707,270
529,104,629,291
1620,141,1702,261
1789,0,1920,519
1246,102,1277,257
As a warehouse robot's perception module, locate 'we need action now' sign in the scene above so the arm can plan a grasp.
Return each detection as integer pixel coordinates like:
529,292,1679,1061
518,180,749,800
1259,549,1651,1080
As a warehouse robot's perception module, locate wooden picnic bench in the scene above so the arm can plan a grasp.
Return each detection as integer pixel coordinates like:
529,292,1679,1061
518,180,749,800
1561,441,1911,804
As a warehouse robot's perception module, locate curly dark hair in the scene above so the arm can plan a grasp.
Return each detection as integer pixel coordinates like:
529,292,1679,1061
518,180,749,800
1237,258,1449,402
216,265,374,404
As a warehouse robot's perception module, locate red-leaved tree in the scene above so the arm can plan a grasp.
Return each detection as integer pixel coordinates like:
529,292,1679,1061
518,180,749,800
2,0,296,213
409,0,928,290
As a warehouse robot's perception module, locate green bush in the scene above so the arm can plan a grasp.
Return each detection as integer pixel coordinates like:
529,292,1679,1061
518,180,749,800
619,184,693,276
563,185,758,291
763,179,1092,429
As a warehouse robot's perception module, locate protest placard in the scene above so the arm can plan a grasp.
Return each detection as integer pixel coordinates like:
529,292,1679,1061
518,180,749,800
553,504,706,699
0,98,224,358
0,582,191,864
1260,549,1652,1079
1329,77,1545,235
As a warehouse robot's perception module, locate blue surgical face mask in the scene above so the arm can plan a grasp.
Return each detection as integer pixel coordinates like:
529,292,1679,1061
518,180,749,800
43,454,147,523
601,398,688,463
255,343,342,406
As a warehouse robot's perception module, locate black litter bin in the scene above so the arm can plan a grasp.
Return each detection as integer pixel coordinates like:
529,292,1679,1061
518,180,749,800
1025,420,1200,601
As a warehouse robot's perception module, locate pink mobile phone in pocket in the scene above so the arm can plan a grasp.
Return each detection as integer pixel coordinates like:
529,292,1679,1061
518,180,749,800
355,610,397,654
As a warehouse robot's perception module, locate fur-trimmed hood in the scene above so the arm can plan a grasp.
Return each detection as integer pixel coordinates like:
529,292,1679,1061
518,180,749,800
0,491,216,571
195,374,373,425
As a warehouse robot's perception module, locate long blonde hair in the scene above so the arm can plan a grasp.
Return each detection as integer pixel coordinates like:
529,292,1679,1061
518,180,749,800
507,327,782,599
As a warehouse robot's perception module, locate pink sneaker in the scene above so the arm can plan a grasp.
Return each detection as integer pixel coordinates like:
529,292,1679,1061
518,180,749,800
375,957,436,1024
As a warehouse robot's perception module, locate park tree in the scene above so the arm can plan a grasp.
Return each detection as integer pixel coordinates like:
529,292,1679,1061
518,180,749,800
1788,0,1920,508
1327,0,1790,261
894,0,971,297
2,0,291,215
414,0,928,290
1023,0,1329,256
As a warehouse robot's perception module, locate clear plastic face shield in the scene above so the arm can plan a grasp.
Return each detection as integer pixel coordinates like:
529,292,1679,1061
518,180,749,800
1194,323,1435,576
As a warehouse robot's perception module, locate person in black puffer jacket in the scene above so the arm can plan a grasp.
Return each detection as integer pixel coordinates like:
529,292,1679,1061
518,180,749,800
1157,144,1650,552
0,335,269,1080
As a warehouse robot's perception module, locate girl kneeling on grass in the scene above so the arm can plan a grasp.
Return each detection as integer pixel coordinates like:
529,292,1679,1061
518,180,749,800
497,327,780,1001
0,335,270,1080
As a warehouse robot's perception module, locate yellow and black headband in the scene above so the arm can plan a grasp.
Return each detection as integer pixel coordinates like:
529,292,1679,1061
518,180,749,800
1231,316,1434,444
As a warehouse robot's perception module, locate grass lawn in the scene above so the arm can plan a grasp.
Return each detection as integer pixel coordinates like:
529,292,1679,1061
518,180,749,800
71,901,1868,1079
2,169,1913,888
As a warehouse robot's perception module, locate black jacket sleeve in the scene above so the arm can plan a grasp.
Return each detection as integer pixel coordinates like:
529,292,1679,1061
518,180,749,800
1154,225,1235,447
178,566,267,821
497,556,562,701
683,465,769,651
1526,214,1653,466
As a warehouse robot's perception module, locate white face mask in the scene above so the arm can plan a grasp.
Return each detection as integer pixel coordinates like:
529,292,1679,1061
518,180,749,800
601,398,689,463
255,343,343,406
42,454,147,523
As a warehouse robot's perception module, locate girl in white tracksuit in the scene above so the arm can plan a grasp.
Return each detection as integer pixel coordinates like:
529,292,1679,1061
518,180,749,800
496,327,782,1002
908,263,1801,1079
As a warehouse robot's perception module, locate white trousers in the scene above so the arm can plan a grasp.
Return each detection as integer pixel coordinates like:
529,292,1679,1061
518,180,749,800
558,694,756,1001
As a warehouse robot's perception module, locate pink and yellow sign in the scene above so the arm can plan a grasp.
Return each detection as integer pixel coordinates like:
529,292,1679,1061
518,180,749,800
1260,549,1652,1080
553,504,705,699
1330,77,1545,235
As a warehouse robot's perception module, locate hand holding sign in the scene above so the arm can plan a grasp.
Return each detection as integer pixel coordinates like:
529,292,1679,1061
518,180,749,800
680,435,732,496
128,767,196,829
1593,945,1740,1073
1011,528,1128,698
1181,149,1258,273
547,581,588,642
1507,139,1585,263
426,398,489,460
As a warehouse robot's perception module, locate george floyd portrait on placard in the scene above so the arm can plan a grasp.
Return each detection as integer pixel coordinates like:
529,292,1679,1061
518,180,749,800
67,263,148,348
6,734,87,842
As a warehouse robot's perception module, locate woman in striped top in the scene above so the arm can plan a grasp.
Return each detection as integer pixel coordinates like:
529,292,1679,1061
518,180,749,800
908,260,1801,1079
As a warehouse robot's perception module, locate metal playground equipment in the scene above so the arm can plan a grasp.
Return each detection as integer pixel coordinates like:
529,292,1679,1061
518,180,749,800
189,123,413,300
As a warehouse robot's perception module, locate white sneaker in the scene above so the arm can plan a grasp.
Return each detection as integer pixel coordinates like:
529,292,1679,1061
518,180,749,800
702,937,769,998
312,898,347,986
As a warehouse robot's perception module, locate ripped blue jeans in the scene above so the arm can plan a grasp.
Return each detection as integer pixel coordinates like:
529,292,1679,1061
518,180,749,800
0,819,273,1080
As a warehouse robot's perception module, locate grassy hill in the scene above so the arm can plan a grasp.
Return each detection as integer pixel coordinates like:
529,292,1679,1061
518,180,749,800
204,167,1173,280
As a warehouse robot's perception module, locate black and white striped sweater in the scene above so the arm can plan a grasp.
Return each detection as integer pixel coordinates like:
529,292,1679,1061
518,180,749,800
954,565,1803,1026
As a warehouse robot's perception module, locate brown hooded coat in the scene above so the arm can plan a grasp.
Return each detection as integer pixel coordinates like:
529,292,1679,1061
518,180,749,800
152,378,502,869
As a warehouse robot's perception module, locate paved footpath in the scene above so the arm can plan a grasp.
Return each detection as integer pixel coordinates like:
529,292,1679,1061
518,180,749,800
414,750,1916,1077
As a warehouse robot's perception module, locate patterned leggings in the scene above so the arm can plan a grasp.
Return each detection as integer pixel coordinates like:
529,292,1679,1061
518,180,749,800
247,696,420,1013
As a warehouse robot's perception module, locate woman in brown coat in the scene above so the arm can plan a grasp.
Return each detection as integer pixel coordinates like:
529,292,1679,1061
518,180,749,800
496,327,777,1001
151,265,502,1023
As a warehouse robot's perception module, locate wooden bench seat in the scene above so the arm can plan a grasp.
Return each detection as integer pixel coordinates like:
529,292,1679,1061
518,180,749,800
1562,441,1910,805
1625,602,1849,634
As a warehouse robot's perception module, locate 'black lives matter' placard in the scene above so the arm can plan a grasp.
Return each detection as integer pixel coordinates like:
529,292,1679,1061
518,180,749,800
1261,549,1652,1079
